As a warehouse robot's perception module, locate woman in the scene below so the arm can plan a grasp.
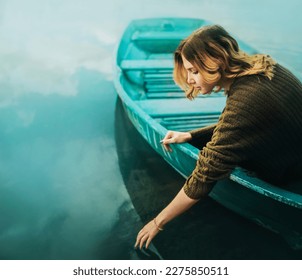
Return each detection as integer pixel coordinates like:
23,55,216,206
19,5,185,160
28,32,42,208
135,25,302,249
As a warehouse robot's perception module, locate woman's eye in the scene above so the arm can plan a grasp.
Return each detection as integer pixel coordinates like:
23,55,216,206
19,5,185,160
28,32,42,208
192,71,198,75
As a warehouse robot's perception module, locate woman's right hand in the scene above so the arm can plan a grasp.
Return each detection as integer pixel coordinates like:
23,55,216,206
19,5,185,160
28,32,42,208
161,131,192,152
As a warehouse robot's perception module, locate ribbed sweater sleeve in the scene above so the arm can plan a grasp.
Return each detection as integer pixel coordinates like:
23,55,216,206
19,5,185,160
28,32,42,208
184,86,252,199
190,124,217,140
183,64,302,199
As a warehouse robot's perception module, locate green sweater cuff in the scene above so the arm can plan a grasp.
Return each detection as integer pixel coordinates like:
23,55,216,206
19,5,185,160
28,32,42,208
183,175,215,199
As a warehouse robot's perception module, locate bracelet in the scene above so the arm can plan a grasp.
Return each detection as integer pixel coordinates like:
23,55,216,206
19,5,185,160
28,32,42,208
153,218,164,231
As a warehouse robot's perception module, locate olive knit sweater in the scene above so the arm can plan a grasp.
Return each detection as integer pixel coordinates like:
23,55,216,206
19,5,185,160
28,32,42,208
183,64,302,199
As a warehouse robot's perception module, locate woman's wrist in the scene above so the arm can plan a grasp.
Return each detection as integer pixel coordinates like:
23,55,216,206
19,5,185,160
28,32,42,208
185,132,192,141
184,132,192,142
154,213,168,229
153,218,164,231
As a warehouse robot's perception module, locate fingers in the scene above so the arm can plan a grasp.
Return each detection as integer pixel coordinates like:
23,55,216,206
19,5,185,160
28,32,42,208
136,230,153,250
161,140,172,152
162,130,174,141
164,145,172,152
135,228,147,249
139,234,149,249
160,130,187,151
145,237,152,249
161,131,176,152
135,221,160,250
135,229,144,248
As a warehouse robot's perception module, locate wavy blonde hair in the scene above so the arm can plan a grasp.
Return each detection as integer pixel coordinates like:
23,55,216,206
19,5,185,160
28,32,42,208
174,25,276,99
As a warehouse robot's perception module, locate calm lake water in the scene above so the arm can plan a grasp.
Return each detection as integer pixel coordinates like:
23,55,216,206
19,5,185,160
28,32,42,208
0,0,302,260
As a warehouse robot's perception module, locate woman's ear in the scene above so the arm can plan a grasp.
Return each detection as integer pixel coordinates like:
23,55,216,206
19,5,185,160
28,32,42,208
213,85,221,92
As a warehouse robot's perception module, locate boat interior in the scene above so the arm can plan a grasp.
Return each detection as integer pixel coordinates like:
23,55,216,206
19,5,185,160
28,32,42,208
118,22,227,132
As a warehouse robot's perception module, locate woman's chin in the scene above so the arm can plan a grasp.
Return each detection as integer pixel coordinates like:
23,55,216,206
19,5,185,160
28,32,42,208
200,90,212,95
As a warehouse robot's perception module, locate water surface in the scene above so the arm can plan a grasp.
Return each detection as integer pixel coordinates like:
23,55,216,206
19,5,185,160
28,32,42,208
0,0,302,260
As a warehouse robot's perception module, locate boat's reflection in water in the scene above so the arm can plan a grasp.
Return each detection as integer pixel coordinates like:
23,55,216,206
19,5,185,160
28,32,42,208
114,97,302,260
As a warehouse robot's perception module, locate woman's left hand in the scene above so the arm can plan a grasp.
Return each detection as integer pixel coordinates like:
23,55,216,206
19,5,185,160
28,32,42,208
135,219,161,249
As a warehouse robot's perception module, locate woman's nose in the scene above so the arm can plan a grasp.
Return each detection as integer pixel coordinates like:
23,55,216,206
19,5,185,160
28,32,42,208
187,73,195,84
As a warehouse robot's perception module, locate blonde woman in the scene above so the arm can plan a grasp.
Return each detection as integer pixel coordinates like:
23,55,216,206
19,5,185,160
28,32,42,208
135,25,302,249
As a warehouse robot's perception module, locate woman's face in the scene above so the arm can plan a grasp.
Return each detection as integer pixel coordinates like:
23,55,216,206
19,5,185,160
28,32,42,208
181,55,216,95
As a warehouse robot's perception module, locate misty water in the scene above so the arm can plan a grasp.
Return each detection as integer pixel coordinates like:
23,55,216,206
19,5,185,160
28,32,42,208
0,0,302,260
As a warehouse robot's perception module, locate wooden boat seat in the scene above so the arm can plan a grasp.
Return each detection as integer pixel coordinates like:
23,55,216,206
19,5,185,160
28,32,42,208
121,59,183,97
120,59,173,70
131,31,191,41
135,97,226,118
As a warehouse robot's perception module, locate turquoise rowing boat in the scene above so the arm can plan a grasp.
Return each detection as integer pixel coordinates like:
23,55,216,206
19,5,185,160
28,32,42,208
114,18,302,250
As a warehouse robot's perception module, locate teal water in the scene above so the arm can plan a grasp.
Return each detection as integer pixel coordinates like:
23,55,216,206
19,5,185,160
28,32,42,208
0,0,302,260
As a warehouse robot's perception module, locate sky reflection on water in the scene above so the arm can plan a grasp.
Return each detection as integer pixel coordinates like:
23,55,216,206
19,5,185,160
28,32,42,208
0,0,301,260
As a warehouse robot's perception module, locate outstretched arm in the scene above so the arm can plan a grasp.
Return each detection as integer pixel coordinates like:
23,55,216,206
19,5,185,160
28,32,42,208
135,187,199,249
134,126,218,249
